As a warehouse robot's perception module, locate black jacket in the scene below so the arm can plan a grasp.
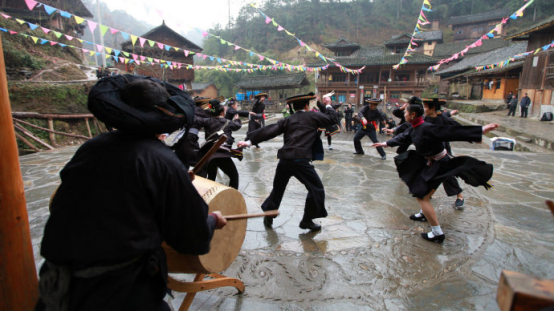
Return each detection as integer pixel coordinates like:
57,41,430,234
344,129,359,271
246,102,337,160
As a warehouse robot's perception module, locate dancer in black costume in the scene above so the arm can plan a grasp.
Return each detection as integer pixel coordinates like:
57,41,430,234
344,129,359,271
372,97,498,243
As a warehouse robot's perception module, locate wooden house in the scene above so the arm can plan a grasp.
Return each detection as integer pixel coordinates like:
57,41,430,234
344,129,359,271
384,31,443,57
190,82,218,99
0,0,92,37
234,73,311,111
449,9,509,42
504,15,554,118
116,21,202,89
312,36,438,110
435,42,526,100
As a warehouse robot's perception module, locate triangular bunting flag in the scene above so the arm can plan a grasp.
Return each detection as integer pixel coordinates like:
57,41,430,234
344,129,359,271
87,20,97,33
43,4,56,15
96,44,103,52
139,37,146,47
53,31,62,38
15,18,25,24
105,47,112,54
24,0,38,11
100,25,109,36
41,27,50,34
122,51,130,57
60,11,71,18
64,34,73,40
130,35,138,45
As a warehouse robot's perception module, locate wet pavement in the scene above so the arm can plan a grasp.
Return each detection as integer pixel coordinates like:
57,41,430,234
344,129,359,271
20,123,554,310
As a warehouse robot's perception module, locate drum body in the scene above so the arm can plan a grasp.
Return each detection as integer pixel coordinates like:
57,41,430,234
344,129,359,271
163,177,247,274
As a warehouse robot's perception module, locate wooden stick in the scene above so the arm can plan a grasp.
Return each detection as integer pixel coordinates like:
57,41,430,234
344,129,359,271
85,118,92,138
13,123,54,150
14,132,41,152
192,135,227,175
224,210,280,220
47,118,57,147
547,200,554,217
13,118,91,140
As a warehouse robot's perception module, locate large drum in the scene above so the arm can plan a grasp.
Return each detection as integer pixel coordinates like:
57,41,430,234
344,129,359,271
163,176,247,274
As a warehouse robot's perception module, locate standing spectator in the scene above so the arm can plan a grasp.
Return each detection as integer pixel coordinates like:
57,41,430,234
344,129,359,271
505,91,513,109
281,104,294,118
337,105,344,131
344,104,354,132
520,93,531,118
95,67,103,80
507,94,518,117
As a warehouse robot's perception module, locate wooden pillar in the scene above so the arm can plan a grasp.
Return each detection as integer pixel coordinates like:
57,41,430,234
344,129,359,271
0,33,39,310
47,118,56,147
85,118,92,138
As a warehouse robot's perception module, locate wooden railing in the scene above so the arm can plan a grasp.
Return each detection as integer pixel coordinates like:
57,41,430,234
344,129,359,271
316,80,430,88
12,112,107,152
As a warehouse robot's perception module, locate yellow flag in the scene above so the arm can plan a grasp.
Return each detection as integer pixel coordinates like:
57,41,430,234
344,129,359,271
124,58,129,64
105,54,110,59
105,47,112,54
16,18,25,24
31,36,38,43
74,15,84,24
130,35,138,46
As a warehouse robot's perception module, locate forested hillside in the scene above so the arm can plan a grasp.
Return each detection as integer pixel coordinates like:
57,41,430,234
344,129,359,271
195,0,553,96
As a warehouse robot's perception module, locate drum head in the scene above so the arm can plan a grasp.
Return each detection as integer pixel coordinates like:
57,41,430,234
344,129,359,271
164,177,247,274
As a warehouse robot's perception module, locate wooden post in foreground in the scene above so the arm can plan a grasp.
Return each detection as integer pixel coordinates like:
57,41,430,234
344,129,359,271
0,33,39,310
497,270,554,311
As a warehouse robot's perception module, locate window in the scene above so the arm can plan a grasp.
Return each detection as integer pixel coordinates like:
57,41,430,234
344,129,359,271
332,74,347,82
338,93,347,103
394,72,410,81
427,42,432,46
458,30,463,35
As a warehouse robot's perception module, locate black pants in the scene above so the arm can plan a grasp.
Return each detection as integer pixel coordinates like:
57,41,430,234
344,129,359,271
261,159,327,221
520,106,528,118
507,105,517,116
442,176,462,196
353,128,385,156
345,117,352,131
207,158,239,189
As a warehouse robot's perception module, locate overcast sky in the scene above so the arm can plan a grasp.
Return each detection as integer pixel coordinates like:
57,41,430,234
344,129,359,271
101,0,249,33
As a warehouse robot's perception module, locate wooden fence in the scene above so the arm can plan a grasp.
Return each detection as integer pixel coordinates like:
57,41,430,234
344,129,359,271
12,112,107,152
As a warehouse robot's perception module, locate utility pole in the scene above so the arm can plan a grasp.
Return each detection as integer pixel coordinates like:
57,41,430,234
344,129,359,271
96,0,106,68
228,0,231,29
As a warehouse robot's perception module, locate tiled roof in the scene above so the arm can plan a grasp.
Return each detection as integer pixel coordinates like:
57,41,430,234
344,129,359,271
235,73,310,89
384,34,412,45
433,38,510,58
437,41,527,76
190,83,214,91
324,36,361,50
449,9,510,26
309,46,438,67
123,21,202,52
505,15,554,40
414,30,443,43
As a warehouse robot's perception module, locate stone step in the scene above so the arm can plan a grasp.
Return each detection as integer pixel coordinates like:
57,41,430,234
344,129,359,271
453,114,554,154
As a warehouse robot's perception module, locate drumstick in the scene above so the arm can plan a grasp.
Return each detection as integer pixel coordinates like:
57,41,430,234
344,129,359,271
192,135,228,175
224,210,280,220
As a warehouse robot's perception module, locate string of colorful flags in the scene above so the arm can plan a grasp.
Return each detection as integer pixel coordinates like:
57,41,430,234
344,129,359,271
248,2,366,75
475,39,554,72
392,0,433,70
428,0,535,72
21,0,329,73
0,13,329,72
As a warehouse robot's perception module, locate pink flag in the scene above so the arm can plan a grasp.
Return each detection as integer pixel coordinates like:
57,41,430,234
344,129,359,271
234,45,240,50
1,13,11,18
157,42,164,49
41,27,50,34
475,39,482,47
203,55,208,60
50,41,57,45
184,50,189,57
83,49,89,53
265,16,271,24
96,44,103,52
9,31,17,35
64,34,73,40
197,53,202,58
119,57,124,63
202,31,208,37
277,26,284,31
24,0,38,10
258,55,264,61
155,9,163,18
139,37,146,47
481,34,488,40
110,28,119,35
87,20,97,33
132,54,138,60
140,55,146,61
135,60,141,65
154,58,160,63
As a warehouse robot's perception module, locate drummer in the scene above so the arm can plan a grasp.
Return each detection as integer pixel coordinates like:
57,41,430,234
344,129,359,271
237,92,338,232
36,78,227,310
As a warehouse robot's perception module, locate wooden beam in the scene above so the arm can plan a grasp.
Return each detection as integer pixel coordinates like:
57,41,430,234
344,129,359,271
47,118,57,147
15,132,41,152
14,118,91,140
14,123,55,150
497,270,554,311
12,112,94,119
0,32,39,311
